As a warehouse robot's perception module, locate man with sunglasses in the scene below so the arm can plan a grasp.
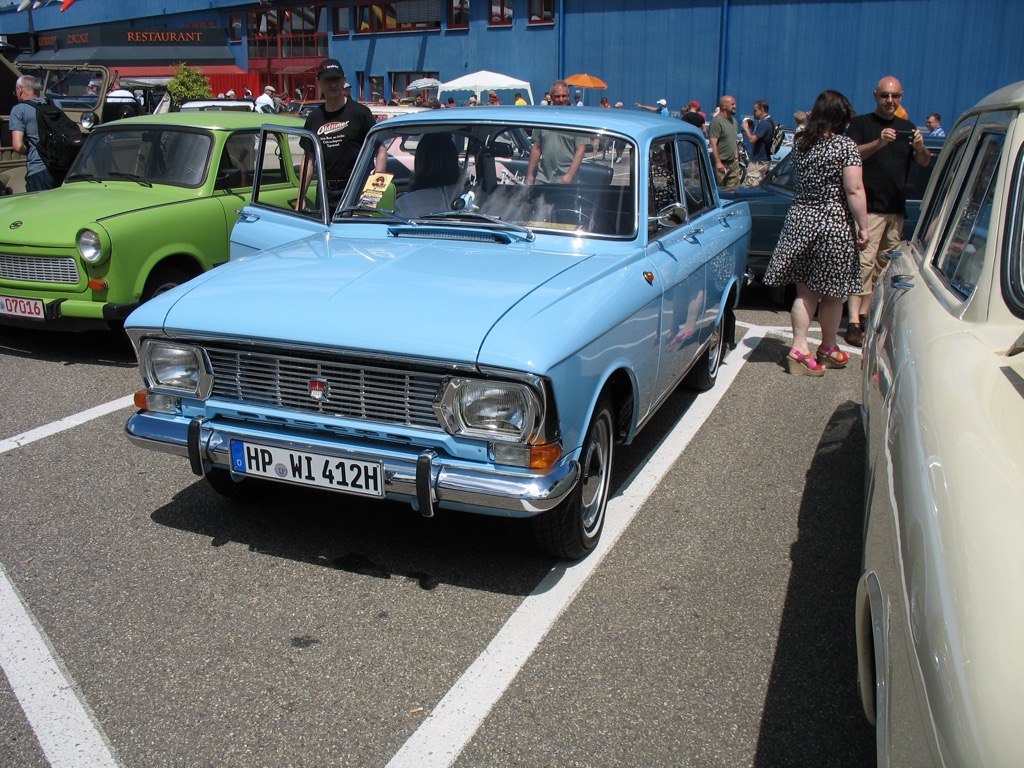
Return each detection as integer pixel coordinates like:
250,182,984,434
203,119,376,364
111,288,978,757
843,76,930,346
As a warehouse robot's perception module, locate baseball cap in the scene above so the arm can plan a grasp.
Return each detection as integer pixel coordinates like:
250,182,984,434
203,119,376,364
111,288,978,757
226,89,236,97
689,100,700,108
657,98,667,106
316,58,344,79
343,82,351,89
614,101,624,108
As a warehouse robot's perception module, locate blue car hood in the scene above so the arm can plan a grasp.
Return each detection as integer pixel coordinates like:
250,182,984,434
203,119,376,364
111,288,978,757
139,231,593,362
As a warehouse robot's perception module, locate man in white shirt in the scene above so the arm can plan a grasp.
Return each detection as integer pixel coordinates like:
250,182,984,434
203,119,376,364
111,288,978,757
255,85,277,113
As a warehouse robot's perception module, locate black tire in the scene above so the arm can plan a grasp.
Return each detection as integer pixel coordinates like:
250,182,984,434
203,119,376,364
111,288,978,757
204,467,269,503
532,396,614,559
685,317,726,392
142,265,191,302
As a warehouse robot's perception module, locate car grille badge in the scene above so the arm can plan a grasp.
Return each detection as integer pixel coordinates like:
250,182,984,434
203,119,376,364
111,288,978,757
308,377,329,401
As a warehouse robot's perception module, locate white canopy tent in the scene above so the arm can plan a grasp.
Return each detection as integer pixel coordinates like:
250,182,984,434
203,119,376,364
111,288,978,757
437,70,533,105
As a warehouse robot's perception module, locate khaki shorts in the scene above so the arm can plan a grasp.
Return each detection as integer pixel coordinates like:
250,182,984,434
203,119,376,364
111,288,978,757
743,161,770,187
856,212,904,296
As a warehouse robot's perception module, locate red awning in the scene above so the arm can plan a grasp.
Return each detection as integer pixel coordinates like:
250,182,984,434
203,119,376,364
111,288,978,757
113,64,246,77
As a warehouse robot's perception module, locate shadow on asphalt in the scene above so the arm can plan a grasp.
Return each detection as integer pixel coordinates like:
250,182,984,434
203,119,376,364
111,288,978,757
0,324,135,367
148,377,706,597
754,398,876,765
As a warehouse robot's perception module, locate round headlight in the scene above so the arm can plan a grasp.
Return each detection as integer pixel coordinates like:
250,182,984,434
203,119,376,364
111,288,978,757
81,111,96,131
77,229,105,264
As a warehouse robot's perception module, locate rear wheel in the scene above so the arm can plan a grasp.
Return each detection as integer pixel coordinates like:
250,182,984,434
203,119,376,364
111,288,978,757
685,317,726,391
532,396,614,559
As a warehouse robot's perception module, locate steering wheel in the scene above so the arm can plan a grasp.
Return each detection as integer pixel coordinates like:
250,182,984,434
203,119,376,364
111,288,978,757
551,193,602,232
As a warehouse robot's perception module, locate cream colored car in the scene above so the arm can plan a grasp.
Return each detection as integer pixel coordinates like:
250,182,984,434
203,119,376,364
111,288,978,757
858,82,1024,765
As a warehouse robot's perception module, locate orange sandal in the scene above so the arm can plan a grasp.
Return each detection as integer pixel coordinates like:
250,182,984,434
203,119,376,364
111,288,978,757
785,347,825,377
815,345,850,369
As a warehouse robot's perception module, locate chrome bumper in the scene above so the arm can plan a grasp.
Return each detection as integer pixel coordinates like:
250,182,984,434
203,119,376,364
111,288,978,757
125,412,578,517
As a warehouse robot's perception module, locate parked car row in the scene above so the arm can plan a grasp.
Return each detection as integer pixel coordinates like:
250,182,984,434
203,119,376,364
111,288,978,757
3,80,1023,765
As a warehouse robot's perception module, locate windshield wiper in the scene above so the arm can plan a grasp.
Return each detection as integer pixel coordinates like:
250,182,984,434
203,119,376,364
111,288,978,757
418,210,535,242
334,205,416,225
64,172,102,183
107,172,153,187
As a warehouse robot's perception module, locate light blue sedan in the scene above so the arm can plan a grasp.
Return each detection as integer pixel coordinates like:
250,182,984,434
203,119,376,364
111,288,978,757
124,107,751,559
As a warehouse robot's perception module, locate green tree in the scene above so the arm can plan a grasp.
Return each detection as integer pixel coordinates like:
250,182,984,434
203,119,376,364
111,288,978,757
166,63,211,106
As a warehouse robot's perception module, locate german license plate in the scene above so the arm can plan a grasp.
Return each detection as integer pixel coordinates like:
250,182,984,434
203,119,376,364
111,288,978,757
229,440,383,497
0,295,44,320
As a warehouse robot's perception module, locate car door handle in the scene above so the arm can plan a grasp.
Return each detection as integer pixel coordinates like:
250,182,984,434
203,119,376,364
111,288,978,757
683,227,704,241
235,210,260,223
890,274,914,291
717,211,739,225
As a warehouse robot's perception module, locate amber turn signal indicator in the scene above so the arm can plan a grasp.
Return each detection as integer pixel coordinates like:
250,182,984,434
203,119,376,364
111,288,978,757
529,443,563,470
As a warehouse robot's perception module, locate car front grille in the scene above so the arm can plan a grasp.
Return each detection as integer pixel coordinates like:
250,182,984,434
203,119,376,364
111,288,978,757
205,345,445,431
0,253,79,285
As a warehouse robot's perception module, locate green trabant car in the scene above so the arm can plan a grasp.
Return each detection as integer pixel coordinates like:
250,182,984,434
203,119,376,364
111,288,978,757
0,111,303,330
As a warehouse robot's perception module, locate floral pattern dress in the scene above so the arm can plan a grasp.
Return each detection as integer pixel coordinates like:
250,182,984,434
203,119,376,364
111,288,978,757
764,134,863,297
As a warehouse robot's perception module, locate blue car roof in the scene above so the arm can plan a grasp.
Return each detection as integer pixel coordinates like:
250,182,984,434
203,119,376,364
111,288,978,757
372,105,703,143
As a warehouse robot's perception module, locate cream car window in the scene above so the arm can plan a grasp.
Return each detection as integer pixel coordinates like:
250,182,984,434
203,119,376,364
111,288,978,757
933,132,1004,299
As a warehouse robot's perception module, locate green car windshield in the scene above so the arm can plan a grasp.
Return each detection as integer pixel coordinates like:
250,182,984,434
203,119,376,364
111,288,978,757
67,128,214,188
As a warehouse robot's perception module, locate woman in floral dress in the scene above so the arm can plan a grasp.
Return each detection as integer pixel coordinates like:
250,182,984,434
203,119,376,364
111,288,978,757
764,90,870,375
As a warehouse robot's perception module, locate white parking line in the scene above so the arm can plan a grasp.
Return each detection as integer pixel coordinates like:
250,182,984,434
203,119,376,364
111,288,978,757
0,396,135,454
1,396,134,765
386,329,768,768
0,564,121,767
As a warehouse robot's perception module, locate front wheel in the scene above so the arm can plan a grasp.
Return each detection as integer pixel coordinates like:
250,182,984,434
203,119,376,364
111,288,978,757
532,397,615,559
142,265,191,302
205,467,270,503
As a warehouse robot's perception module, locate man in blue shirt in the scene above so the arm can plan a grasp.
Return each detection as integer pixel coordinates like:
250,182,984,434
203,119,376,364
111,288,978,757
741,99,773,186
925,112,946,137
10,75,55,192
636,98,670,117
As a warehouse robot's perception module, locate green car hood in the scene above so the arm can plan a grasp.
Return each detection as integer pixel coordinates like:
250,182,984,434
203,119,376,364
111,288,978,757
0,183,202,247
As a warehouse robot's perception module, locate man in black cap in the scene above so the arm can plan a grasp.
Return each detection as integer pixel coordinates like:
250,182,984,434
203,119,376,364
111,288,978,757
299,58,375,212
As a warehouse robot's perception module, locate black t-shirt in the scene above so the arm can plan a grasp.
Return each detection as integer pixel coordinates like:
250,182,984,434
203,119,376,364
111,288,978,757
846,112,917,216
681,111,704,130
302,98,375,186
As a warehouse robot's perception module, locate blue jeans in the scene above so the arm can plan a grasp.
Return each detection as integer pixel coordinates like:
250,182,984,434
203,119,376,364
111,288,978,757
26,168,56,192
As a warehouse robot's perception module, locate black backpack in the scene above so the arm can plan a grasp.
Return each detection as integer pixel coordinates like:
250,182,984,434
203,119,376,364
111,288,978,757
768,118,785,156
28,99,84,179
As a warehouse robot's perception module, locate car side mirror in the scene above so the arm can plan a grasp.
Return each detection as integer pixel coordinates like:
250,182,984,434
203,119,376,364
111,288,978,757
649,202,687,230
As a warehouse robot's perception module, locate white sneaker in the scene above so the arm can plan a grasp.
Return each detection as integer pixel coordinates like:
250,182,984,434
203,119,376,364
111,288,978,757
614,157,622,164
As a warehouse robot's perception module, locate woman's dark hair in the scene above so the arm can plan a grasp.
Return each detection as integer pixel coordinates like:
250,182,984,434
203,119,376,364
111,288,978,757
410,132,461,191
796,90,855,152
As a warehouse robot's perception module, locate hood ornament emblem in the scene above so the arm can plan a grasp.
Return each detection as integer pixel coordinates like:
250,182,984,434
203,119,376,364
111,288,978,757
9,221,22,229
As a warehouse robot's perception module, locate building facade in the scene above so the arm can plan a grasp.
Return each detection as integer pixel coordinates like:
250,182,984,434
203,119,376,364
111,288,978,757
0,0,1021,127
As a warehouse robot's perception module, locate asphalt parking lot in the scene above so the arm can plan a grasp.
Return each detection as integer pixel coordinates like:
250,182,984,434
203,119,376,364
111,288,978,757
0,284,875,767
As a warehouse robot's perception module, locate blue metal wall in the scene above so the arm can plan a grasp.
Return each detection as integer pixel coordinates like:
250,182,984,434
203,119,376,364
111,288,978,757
0,0,1020,126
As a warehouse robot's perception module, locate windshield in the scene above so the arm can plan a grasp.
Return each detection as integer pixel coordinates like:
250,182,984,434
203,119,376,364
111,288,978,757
66,127,214,187
19,65,105,111
343,120,638,237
